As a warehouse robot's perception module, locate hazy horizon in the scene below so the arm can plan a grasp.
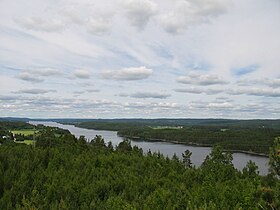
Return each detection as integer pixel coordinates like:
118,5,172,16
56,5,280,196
1,0,279,119
1,116,280,121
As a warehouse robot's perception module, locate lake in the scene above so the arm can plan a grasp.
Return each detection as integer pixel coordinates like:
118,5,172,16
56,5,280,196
30,121,269,175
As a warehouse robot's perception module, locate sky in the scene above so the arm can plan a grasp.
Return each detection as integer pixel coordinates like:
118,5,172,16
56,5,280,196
0,0,280,119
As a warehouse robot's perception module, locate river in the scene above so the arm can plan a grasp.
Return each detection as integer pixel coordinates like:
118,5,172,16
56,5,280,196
30,121,269,175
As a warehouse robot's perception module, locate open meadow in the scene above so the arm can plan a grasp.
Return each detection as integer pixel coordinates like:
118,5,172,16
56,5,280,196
11,129,37,136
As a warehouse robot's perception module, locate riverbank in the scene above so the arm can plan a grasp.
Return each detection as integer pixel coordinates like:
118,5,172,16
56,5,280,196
119,135,269,157
58,120,277,156
42,121,270,158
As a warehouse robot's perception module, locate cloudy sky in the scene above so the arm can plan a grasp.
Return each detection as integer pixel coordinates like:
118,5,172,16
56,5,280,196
0,0,280,119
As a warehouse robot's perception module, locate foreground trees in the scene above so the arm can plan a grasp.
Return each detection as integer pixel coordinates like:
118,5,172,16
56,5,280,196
0,127,279,209
182,149,192,168
269,137,280,177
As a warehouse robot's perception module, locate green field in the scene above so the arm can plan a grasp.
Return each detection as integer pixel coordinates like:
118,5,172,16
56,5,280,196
15,140,35,145
11,129,37,136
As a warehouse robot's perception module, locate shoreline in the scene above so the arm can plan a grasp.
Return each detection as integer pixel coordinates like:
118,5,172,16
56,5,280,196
120,135,269,157
67,123,270,158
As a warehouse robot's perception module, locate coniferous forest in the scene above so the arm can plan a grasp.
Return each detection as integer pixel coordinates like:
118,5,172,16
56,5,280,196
0,122,280,209
73,119,280,154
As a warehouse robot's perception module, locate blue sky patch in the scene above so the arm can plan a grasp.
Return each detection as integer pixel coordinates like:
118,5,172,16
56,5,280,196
232,65,260,76
151,44,173,59
185,60,212,72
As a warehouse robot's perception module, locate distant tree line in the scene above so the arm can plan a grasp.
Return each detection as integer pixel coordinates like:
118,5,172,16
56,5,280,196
117,126,279,154
74,121,280,154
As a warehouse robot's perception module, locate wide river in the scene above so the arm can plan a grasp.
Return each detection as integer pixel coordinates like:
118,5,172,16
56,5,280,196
30,121,269,175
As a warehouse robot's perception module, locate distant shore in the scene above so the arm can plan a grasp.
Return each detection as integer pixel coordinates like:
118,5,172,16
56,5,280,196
68,122,271,157
120,135,269,157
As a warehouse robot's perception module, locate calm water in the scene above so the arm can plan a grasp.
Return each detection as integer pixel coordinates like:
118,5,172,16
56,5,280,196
30,121,269,175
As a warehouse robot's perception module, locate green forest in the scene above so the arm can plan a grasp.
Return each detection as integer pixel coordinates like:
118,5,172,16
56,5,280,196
117,126,280,154
0,121,280,209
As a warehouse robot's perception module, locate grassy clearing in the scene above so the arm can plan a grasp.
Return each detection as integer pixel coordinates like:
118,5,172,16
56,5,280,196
15,140,35,145
12,130,37,136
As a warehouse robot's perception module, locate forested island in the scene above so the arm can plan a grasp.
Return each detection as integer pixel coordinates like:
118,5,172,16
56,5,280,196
0,120,280,209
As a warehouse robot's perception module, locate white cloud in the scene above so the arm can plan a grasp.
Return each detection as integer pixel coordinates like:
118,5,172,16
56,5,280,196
119,93,129,97
31,68,62,77
87,18,112,35
120,92,171,99
228,88,280,97
121,0,157,30
16,17,65,32
17,68,62,83
174,87,203,94
174,87,223,95
101,66,153,81
193,0,229,16
236,78,280,89
207,102,234,109
18,72,44,83
73,91,84,95
86,89,100,93
158,0,230,34
268,79,280,88
154,102,177,108
176,72,228,86
13,89,56,95
73,69,91,79
0,96,18,101
60,4,85,25
189,100,235,111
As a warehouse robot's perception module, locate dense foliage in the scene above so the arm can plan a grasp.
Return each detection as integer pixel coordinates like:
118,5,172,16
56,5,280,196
117,127,280,154
0,124,280,209
269,137,280,177
2,117,280,129
72,119,280,130
72,120,280,154
76,122,145,131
